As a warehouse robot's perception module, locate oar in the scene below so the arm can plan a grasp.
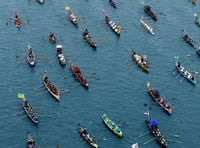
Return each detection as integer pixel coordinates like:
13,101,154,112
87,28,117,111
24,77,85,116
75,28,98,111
138,131,151,137
17,114,27,120
87,78,101,80
165,134,180,138
167,139,183,144
56,144,60,148
13,110,24,116
180,77,185,83
143,137,156,145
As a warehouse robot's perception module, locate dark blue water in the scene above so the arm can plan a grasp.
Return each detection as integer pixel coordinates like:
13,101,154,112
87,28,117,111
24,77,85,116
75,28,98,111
1,0,200,147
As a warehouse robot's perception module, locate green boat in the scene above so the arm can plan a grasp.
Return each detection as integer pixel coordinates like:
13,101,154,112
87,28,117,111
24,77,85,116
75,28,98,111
102,114,122,137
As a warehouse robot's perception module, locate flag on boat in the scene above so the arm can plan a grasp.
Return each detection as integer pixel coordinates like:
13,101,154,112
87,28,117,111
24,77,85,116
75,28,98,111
144,111,149,116
18,93,25,99
132,143,139,148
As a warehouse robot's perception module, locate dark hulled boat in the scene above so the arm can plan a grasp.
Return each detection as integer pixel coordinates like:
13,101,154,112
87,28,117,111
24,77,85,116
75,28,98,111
69,60,89,88
144,111,168,148
20,94,39,124
144,5,157,21
147,82,172,114
43,71,60,100
181,30,196,47
49,32,56,43
77,124,98,148
109,0,117,8
27,132,36,148
82,28,97,48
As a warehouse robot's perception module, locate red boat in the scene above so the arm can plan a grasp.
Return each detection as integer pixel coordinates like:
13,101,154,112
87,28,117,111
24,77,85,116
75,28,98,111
69,60,88,88
14,10,21,28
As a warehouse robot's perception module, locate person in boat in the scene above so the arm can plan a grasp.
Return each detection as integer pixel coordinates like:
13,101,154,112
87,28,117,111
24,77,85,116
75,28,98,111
24,100,28,107
105,16,110,22
15,15,21,24
83,29,89,37
177,62,181,68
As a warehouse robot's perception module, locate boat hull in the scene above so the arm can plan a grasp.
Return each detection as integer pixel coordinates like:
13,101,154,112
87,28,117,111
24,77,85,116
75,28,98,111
43,72,60,100
102,114,122,137
147,82,172,114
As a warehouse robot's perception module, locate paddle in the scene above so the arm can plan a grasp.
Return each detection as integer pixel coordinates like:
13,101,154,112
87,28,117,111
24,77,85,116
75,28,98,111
167,139,183,144
143,137,156,145
138,131,151,137
165,134,180,138
13,111,24,116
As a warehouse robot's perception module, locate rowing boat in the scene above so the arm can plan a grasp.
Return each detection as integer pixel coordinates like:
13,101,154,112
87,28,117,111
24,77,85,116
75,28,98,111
19,94,39,124
37,0,44,4
105,16,121,36
144,112,168,148
43,71,60,100
56,45,66,66
82,28,97,48
69,60,89,88
132,50,149,72
14,10,21,28
77,124,98,148
49,32,56,43
147,82,172,114
144,5,157,21
190,0,197,4
196,47,200,56
109,0,117,8
27,43,36,67
194,13,200,26
65,6,78,25
181,30,196,47
102,114,122,137
27,131,36,148
140,16,155,35
175,59,197,84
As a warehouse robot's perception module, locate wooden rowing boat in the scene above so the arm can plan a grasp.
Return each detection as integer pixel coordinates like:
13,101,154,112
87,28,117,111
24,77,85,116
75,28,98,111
49,32,56,43
144,5,157,21
37,0,44,4
175,60,197,84
27,131,37,148
82,28,97,48
56,45,66,66
194,13,200,26
27,43,36,67
21,95,39,124
43,71,60,100
77,124,98,148
69,60,89,88
144,112,168,148
140,16,155,35
181,30,196,47
132,50,149,72
14,10,21,28
105,16,121,36
147,82,172,114
102,114,122,137
109,0,117,8
65,6,78,25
